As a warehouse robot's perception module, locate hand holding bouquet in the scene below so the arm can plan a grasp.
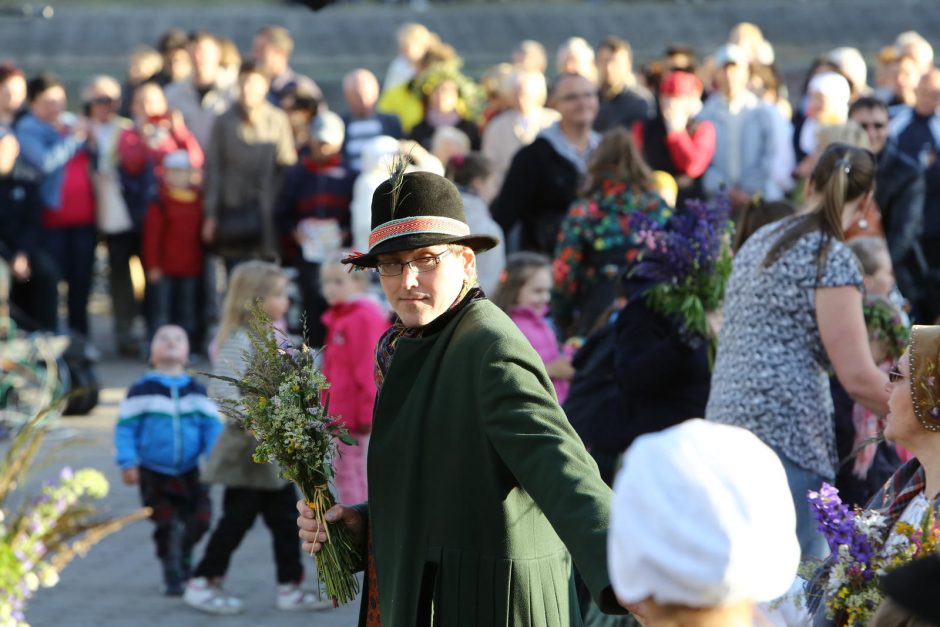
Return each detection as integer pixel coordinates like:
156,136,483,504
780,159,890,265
208,308,361,606
806,483,940,626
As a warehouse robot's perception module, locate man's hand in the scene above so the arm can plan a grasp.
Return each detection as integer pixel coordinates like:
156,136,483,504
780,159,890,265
11,253,30,281
147,268,163,284
122,467,139,485
297,501,365,555
202,217,217,244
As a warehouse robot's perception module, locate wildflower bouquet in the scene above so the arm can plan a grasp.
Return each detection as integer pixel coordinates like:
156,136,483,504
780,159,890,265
630,196,734,363
806,483,940,626
207,308,360,606
1,409,150,627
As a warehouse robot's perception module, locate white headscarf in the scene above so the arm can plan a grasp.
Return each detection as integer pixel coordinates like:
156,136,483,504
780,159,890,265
608,419,800,608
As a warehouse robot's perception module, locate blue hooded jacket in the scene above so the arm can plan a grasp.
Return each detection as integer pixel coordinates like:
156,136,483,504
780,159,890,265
115,372,222,476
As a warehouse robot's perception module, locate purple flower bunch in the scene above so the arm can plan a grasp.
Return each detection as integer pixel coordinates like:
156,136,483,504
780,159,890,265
631,195,731,285
808,483,876,578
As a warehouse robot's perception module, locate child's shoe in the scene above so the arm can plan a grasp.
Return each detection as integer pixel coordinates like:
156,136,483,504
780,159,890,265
275,582,334,611
183,577,243,614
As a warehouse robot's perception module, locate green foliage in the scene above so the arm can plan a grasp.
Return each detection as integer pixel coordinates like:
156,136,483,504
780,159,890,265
207,306,360,605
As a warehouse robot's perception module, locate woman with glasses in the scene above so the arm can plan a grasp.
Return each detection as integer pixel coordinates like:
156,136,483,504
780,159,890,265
297,170,624,626
707,143,891,561
804,325,940,625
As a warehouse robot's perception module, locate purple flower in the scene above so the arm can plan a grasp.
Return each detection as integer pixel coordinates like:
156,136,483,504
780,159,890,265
807,483,875,566
929,376,936,388
931,406,940,419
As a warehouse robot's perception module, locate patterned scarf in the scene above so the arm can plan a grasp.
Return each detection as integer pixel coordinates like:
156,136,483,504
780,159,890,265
365,282,483,627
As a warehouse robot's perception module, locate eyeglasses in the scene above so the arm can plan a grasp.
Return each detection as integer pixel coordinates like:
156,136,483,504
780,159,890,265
859,121,886,131
888,366,906,383
375,249,451,277
558,91,597,103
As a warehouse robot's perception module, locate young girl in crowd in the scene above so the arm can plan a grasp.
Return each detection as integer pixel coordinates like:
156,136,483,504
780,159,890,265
493,252,573,404
184,261,326,615
319,255,389,505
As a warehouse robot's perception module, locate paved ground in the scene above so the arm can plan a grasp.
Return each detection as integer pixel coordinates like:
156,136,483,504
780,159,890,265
21,311,360,626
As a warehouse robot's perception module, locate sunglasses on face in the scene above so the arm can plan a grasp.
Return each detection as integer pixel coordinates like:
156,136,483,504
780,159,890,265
888,366,906,383
557,91,596,103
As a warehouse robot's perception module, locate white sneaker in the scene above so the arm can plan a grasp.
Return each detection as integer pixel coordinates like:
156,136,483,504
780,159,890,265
183,577,243,615
275,583,334,611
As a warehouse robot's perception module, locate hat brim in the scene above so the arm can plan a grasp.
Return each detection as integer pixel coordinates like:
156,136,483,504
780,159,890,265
342,233,500,267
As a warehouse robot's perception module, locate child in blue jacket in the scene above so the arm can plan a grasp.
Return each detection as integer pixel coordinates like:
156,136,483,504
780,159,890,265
115,324,222,596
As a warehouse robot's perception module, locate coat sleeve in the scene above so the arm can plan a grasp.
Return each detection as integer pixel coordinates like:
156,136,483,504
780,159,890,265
114,393,143,470
202,116,224,219
477,332,624,615
665,120,715,178
170,123,205,171
17,124,82,175
141,200,164,271
883,164,926,270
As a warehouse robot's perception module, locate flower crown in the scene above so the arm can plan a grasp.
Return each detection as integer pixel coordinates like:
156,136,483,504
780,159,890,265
862,296,909,361
909,325,940,431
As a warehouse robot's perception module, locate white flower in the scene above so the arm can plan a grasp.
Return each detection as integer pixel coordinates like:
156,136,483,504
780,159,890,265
24,572,39,592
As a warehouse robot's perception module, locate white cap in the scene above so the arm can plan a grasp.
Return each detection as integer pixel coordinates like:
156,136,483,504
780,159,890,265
827,47,867,92
808,71,851,111
608,419,799,608
714,43,748,67
163,149,191,171
310,110,345,146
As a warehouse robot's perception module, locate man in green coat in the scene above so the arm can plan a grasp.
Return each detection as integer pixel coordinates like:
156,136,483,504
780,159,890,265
298,169,624,626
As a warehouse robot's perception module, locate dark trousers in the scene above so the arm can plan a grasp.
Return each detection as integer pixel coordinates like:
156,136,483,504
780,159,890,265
139,467,212,586
105,231,142,349
43,224,97,335
148,276,199,341
193,483,303,584
296,260,327,347
5,247,60,331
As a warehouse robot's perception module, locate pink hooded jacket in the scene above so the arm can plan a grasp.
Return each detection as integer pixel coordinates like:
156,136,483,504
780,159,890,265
321,298,390,434
509,305,569,404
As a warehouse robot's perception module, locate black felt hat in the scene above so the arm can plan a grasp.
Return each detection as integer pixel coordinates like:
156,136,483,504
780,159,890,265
342,171,499,268
880,553,940,624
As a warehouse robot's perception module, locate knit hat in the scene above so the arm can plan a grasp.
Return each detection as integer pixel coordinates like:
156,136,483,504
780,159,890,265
608,419,800,608
163,149,191,171
909,325,940,431
342,170,499,268
310,110,345,145
659,71,703,97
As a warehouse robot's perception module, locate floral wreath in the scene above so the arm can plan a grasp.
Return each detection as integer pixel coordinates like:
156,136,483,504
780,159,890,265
909,325,940,431
411,59,484,121
862,295,909,362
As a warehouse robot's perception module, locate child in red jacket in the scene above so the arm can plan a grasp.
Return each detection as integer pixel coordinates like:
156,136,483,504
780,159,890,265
143,150,203,342
319,255,389,504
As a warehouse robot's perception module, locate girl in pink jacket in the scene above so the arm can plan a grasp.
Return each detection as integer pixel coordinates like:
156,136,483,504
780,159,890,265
320,258,390,504
492,252,573,404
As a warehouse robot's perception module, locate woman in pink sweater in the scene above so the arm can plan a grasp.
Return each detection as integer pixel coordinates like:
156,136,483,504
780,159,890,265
492,252,573,404
319,258,389,504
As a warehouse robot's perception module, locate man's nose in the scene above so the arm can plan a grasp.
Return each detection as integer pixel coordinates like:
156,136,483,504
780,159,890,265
401,264,420,288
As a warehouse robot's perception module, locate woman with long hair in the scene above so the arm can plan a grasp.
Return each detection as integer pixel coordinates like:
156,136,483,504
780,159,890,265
552,127,671,338
707,143,890,561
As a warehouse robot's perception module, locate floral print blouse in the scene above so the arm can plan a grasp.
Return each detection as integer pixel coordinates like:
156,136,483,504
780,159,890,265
551,178,672,338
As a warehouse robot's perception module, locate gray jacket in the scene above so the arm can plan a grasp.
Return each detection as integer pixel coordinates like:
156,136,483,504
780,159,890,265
697,91,777,198
202,329,286,490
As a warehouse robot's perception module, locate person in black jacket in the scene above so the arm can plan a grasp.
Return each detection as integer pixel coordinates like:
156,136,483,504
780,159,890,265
613,277,712,455
0,128,59,331
850,97,928,320
493,72,599,255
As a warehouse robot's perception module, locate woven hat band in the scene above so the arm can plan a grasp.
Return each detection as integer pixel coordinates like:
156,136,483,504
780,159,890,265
368,216,471,250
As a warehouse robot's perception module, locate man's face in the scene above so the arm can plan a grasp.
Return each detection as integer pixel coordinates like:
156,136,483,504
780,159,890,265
597,47,629,89
344,72,379,118
191,38,221,82
915,71,940,117
850,106,889,154
251,35,278,76
552,74,598,127
31,86,66,125
0,75,26,114
718,62,749,98
377,245,474,328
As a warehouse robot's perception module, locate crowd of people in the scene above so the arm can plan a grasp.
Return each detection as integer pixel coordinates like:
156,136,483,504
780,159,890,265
3,14,940,626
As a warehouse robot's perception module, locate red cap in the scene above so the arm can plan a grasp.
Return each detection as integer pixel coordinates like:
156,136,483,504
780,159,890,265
659,71,703,97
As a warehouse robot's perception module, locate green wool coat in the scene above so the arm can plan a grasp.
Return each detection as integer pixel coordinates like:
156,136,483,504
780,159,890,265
361,299,622,626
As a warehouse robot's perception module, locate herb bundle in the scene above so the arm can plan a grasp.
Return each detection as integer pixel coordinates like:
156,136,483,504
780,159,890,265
208,308,360,606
